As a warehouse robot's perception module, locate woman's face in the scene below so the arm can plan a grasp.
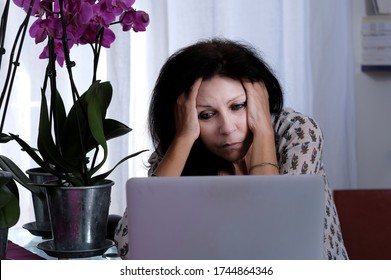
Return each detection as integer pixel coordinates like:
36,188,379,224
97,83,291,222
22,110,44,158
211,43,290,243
196,75,252,162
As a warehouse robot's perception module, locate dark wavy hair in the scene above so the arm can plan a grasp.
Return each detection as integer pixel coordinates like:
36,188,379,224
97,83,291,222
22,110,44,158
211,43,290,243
148,38,284,175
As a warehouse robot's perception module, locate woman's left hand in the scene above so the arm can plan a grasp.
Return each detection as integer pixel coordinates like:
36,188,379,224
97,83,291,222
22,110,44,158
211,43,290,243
242,80,279,175
242,81,274,136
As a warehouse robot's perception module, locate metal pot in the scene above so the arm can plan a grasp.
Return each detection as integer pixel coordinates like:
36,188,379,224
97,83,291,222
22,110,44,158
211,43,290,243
43,180,114,253
25,168,56,238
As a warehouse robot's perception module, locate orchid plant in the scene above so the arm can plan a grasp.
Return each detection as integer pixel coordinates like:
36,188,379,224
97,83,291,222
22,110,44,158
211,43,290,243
0,0,149,186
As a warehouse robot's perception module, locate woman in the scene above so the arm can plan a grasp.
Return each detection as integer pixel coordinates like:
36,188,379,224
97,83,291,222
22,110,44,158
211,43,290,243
115,38,348,260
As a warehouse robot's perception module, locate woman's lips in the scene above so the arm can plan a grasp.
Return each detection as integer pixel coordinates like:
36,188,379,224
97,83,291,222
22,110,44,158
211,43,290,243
221,142,242,150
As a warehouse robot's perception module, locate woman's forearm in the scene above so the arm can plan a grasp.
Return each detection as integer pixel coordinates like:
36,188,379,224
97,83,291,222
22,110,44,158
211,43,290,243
152,135,195,176
249,130,279,175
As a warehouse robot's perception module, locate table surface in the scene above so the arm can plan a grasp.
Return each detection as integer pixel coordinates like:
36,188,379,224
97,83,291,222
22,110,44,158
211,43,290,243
8,227,120,260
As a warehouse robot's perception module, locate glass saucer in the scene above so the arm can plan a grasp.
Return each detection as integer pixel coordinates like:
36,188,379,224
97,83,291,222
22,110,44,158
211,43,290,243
37,239,115,259
22,222,52,239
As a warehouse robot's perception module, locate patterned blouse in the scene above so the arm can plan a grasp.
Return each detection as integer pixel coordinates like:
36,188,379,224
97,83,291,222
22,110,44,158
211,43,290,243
114,107,349,260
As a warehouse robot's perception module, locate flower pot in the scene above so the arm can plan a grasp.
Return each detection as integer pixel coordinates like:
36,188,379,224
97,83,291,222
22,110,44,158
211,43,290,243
37,180,114,258
23,168,56,239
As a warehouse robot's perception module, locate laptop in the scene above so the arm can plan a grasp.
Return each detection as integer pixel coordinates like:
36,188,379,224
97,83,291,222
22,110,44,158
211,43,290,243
126,175,325,260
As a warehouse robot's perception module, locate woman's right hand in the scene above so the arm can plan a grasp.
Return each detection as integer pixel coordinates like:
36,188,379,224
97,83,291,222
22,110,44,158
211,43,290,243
174,78,202,142
153,78,203,176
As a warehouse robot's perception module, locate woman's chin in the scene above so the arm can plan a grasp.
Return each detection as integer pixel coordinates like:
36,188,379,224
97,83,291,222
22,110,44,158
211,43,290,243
219,151,246,163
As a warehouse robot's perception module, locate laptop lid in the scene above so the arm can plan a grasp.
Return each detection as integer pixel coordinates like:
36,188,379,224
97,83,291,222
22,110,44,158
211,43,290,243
126,175,324,260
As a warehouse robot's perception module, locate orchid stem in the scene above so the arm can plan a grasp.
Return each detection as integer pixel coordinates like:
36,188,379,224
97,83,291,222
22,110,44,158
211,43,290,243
92,27,104,83
0,0,11,72
0,0,34,134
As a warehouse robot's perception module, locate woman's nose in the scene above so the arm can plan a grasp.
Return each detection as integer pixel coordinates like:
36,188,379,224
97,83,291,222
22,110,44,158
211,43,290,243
219,113,236,135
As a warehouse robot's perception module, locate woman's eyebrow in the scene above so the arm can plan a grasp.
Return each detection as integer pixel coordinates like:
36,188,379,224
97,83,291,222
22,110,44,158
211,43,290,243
226,94,246,105
196,104,212,109
196,94,245,108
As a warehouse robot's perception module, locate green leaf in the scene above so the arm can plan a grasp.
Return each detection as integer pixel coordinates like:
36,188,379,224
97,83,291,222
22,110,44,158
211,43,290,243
10,133,47,170
8,133,77,184
52,89,67,138
0,187,13,209
0,180,20,228
59,88,89,167
37,90,78,173
85,81,112,176
103,119,132,141
90,149,148,185
0,133,13,143
0,155,43,198
0,171,14,199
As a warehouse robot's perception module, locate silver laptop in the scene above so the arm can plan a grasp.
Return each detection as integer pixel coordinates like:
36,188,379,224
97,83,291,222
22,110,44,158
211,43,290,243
126,175,324,260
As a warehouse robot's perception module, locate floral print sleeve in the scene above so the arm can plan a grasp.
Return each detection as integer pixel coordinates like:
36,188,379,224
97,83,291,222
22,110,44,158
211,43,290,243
274,108,348,260
114,209,129,259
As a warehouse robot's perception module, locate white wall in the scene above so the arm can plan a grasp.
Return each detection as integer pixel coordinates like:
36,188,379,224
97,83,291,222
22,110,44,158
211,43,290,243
353,1,391,189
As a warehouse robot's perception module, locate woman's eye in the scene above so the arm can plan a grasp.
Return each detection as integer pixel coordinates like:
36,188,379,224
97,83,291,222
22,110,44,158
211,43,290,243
231,102,246,111
198,112,215,120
